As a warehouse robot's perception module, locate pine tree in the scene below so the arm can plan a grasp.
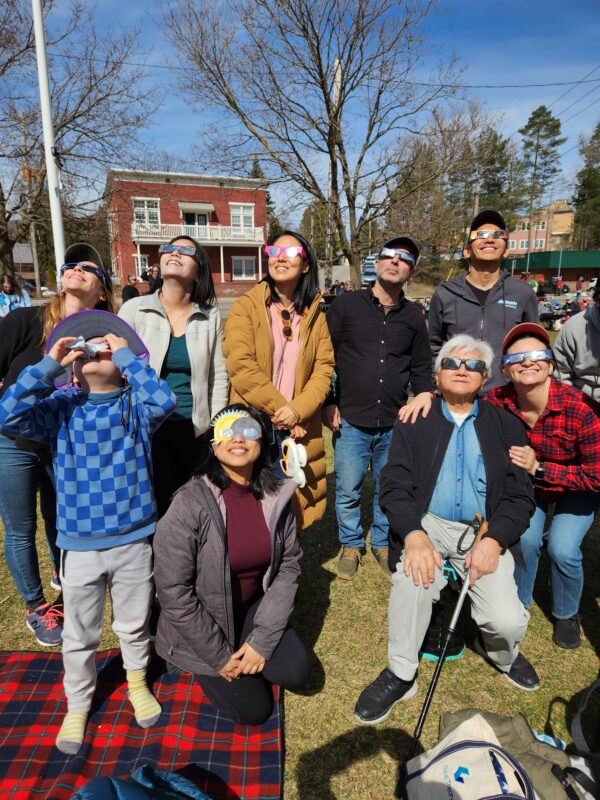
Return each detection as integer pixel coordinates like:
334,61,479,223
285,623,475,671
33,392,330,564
248,158,282,238
519,106,566,252
572,122,600,249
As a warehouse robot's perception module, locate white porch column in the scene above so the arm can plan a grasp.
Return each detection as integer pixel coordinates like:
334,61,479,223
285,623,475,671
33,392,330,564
136,241,141,278
220,246,225,283
258,245,262,280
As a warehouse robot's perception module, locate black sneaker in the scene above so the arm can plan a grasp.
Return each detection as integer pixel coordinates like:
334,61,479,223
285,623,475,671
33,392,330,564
354,668,417,725
553,616,581,649
474,635,540,691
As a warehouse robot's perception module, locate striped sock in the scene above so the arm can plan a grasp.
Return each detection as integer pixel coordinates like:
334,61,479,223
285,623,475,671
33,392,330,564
126,670,161,728
56,710,88,755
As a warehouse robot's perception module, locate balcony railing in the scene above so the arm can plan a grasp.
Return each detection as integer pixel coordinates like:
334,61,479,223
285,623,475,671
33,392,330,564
132,223,265,245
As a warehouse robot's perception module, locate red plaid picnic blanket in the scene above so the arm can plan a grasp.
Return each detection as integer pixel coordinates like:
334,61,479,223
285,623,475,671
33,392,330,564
0,650,283,800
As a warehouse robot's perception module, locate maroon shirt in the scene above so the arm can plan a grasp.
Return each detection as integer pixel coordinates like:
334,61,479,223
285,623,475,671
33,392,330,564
223,480,271,629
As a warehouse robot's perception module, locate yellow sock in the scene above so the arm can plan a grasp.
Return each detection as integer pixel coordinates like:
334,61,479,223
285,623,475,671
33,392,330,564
56,710,88,755
126,670,161,728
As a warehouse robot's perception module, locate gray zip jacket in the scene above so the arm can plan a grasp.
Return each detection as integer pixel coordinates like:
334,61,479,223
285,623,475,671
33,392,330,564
428,271,539,388
153,475,301,676
118,292,229,435
554,304,600,401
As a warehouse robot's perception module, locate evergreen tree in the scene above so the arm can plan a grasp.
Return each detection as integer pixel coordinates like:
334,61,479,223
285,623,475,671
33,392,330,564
519,106,566,251
248,158,282,238
572,122,600,249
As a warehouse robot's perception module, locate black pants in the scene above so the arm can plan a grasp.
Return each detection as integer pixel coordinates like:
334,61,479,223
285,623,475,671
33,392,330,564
152,419,206,518
197,601,310,725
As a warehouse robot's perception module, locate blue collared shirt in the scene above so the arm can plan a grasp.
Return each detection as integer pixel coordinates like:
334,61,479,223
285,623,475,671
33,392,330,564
428,400,487,522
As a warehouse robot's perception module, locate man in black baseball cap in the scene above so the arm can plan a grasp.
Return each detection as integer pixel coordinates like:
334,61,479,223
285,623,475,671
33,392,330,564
428,209,539,389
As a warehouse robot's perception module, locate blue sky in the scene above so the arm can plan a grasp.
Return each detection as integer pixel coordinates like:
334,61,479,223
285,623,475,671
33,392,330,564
50,0,600,201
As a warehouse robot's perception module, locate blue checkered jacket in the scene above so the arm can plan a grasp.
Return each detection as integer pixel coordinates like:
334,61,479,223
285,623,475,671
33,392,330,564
0,348,177,550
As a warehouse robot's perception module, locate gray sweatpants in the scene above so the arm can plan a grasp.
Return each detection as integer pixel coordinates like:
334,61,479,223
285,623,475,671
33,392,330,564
388,513,529,682
60,538,154,711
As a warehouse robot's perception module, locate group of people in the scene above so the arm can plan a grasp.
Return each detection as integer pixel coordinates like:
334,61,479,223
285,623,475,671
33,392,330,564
0,208,598,755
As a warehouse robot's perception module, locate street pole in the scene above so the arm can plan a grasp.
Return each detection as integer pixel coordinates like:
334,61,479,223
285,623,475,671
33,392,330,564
31,0,65,288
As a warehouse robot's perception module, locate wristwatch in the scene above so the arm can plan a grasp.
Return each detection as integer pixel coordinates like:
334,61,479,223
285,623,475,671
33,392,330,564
534,462,545,480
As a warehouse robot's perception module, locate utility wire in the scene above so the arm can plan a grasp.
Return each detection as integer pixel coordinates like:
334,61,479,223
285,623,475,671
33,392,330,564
555,83,600,118
45,50,600,90
549,64,600,109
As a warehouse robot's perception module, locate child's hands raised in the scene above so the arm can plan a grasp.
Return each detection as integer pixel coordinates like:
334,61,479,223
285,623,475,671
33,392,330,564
103,334,128,352
48,337,82,368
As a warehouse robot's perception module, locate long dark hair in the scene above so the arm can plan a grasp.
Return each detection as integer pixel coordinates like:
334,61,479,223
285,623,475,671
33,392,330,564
195,404,282,498
157,235,217,308
263,229,319,313
1,273,21,296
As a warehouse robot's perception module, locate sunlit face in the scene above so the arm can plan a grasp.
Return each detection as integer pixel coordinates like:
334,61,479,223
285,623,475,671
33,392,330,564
464,224,508,262
436,347,487,398
212,432,261,473
374,247,415,288
72,337,123,388
159,238,199,286
61,261,106,307
267,235,308,292
502,336,554,388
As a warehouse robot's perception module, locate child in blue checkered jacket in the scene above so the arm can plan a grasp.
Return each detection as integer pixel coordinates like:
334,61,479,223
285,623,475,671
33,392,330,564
0,332,176,755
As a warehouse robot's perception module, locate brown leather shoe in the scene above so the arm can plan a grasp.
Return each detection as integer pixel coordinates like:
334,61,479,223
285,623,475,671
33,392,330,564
336,547,363,580
371,546,392,579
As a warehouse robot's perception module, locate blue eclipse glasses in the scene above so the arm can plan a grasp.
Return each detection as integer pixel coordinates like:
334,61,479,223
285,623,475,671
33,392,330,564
159,243,198,258
378,247,416,266
502,349,553,366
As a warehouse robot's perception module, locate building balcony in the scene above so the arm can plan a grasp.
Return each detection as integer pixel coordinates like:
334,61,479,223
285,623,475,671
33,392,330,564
131,223,265,246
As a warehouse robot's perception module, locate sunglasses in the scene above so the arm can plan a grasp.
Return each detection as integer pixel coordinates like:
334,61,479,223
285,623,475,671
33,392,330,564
211,417,262,444
378,247,416,266
440,356,487,374
502,349,553,366
469,230,509,241
279,308,293,342
159,243,198,258
264,245,307,259
61,262,108,286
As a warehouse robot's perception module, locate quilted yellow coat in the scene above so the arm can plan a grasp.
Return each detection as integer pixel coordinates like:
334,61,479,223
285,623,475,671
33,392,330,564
223,283,334,529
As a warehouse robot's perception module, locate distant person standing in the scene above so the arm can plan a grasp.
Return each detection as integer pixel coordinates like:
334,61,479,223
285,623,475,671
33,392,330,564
0,274,31,318
141,264,160,294
428,210,539,389
121,275,140,303
554,281,600,402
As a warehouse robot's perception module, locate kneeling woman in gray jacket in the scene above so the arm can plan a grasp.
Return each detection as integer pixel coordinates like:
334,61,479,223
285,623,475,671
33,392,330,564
153,403,310,725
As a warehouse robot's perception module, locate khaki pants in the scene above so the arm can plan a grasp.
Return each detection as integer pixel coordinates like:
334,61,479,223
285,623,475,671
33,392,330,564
388,513,529,682
60,538,154,710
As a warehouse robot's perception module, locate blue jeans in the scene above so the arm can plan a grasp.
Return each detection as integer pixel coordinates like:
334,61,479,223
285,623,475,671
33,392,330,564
515,492,600,619
332,419,393,550
0,434,58,608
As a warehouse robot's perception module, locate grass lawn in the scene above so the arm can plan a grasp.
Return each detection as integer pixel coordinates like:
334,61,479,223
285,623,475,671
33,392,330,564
1,429,599,799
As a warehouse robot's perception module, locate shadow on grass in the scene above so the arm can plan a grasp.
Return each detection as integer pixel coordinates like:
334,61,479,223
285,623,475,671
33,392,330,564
296,726,415,800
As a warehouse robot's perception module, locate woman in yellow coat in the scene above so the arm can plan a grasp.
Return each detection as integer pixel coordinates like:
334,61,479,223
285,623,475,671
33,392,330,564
223,230,334,529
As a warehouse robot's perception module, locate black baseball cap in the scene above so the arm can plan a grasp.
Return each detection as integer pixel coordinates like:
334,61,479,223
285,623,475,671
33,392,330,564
379,235,420,261
63,242,112,289
469,210,507,235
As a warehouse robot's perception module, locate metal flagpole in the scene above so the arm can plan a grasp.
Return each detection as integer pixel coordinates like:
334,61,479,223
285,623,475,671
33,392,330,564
31,0,65,288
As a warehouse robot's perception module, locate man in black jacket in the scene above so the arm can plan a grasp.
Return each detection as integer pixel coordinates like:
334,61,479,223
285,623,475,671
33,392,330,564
323,236,433,580
354,334,539,725
428,210,539,389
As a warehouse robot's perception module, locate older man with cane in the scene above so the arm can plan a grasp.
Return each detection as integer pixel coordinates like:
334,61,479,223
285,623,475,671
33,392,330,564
354,334,539,726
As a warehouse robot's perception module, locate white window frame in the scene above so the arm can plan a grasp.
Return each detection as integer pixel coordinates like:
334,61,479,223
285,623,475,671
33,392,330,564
536,220,547,230
229,203,255,229
520,222,530,231
133,197,160,227
507,240,516,250
133,254,149,278
534,238,545,249
519,239,529,249
232,256,256,280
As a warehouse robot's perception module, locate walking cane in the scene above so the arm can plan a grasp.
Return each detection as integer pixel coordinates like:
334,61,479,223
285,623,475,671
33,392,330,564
396,515,489,795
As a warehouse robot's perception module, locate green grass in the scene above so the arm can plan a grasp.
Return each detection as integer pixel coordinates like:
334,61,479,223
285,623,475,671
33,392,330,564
1,430,599,799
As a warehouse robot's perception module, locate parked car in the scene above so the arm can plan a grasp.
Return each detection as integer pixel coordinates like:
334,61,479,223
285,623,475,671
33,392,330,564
537,280,570,296
360,253,377,286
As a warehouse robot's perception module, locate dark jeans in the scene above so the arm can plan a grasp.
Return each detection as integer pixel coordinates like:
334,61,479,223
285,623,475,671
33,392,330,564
152,419,206,518
0,434,59,608
196,600,310,725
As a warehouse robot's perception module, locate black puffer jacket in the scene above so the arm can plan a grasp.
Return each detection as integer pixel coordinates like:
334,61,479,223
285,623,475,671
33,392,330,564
154,475,300,676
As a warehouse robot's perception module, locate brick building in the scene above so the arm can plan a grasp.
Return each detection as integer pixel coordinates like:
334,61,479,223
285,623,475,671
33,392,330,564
106,169,269,295
507,199,574,256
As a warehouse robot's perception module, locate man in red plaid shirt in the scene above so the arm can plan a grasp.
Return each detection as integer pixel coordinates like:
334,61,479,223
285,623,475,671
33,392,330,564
487,322,600,649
